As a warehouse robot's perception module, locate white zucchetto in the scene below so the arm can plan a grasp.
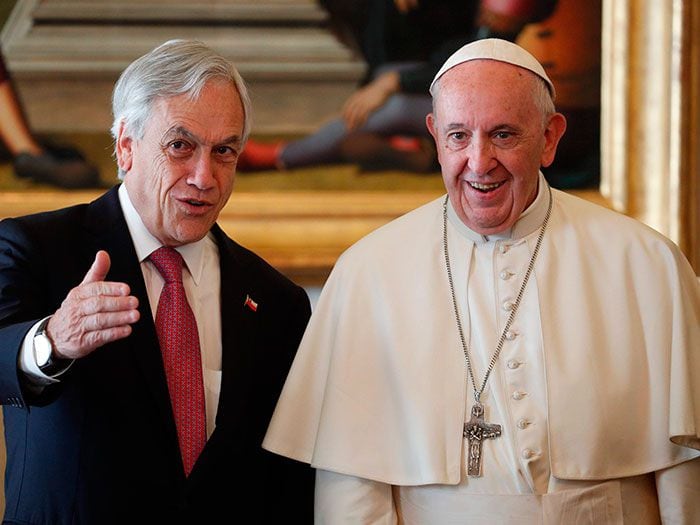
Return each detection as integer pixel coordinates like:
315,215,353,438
429,38,555,98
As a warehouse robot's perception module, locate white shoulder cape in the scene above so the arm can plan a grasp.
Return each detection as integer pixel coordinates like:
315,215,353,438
264,189,700,484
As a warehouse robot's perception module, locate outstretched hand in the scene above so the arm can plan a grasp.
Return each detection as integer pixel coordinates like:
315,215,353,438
47,251,140,360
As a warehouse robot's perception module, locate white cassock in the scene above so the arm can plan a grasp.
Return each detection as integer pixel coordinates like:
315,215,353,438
264,174,700,524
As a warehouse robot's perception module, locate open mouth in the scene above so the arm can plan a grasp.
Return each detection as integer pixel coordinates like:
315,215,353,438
468,181,505,193
184,199,207,207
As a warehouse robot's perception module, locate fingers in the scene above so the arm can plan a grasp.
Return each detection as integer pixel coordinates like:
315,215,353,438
74,251,129,298
77,294,139,317
71,280,131,300
80,250,111,285
52,323,137,361
342,97,359,130
342,95,370,131
47,251,140,360
80,310,140,332
49,300,140,360
343,79,395,130
346,106,370,131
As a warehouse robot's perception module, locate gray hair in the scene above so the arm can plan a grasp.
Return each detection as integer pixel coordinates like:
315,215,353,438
431,69,556,127
111,39,252,179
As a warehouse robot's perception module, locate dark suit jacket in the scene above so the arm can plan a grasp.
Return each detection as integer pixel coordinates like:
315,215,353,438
0,186,314,524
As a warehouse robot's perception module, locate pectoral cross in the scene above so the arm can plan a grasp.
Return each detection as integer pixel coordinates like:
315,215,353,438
463,402,501,477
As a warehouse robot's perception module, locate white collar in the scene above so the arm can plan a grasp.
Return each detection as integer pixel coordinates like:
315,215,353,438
117,184,212,285
447,172,551,243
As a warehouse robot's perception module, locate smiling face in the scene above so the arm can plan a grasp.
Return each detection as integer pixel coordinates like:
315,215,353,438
117,80,245,246
427,60,566,235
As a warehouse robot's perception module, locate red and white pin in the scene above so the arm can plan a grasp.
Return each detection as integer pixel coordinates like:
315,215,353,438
244,294,258,312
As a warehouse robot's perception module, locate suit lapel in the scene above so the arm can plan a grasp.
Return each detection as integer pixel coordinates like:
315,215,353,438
83,187,179,444
81,196,263,469
212,226,260,427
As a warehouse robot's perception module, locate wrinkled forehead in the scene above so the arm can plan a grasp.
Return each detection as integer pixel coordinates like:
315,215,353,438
430,60,552,130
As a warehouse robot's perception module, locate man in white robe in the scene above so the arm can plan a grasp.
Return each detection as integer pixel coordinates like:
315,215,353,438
263,39,700,523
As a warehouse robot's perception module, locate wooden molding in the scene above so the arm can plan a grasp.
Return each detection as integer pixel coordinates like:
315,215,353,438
602,0,699,273
0,190,443,285
0,188,609,285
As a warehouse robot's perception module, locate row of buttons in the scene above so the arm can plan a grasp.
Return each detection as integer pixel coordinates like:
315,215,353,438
511,377,542,462
498,241,543,465
509,364,542,463
505,328,539,459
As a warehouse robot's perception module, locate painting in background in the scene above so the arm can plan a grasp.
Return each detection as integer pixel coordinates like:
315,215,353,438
518,0,602,189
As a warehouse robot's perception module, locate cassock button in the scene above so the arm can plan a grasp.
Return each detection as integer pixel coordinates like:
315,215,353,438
499,244,510,254
521,448,537,460
505,330,517,340
503,301,515,311
512,391,527,401
517,418,531,429
499,270,513,280
507,359,521,370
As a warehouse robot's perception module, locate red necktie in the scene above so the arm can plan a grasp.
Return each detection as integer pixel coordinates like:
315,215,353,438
149,247,206,476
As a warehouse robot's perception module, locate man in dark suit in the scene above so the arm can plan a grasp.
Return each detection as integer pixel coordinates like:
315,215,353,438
0,39,313,524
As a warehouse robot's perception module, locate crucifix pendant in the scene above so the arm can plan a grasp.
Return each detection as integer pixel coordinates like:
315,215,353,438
463,402,502,477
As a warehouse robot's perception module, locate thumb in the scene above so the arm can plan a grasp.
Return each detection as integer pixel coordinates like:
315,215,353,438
80,250,111,285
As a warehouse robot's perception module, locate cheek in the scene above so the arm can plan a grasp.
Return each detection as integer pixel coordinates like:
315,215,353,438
154,157,189,194
152,154,169,173
500,148,537,178
217,168,236,194
437,147,464,176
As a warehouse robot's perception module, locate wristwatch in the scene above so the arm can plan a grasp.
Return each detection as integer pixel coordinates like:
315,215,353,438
34,317,67,376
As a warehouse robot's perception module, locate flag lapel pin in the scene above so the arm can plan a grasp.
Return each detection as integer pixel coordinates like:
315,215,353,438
244,294,258,312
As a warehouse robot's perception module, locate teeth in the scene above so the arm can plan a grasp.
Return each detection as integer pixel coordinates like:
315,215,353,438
469,181,502,191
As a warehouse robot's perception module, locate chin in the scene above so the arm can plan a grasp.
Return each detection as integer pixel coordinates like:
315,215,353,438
169,230,207,246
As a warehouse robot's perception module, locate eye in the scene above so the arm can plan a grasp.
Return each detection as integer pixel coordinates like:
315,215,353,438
492,130,517,146
214,145,239,163
445,130,470,150
215,145,232,155
494,131,512,140
167,140,193,157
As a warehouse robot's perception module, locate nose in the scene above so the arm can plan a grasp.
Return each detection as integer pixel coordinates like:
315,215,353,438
187,150,216,190
467,138,497,176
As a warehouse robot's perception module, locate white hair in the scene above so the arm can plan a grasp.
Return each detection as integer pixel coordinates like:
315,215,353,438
431,67,556,126
111,39,252,179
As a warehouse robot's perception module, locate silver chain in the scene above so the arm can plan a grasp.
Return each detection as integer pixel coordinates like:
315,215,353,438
442,187,552,403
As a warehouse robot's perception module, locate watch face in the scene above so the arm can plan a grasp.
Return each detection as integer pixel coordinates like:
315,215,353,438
34,333,53,367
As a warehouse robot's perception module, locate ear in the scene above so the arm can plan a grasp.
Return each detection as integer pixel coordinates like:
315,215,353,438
540,112,567,168
115,120,134,173
426,112,438,141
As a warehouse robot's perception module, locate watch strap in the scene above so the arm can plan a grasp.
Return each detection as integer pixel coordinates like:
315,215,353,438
35,318,71,376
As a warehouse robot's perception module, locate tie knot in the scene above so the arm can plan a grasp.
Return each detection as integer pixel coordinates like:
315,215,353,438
150,247,184,283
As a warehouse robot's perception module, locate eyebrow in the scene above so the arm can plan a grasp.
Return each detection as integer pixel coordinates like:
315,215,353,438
443,123,520,133
164,126,242,147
